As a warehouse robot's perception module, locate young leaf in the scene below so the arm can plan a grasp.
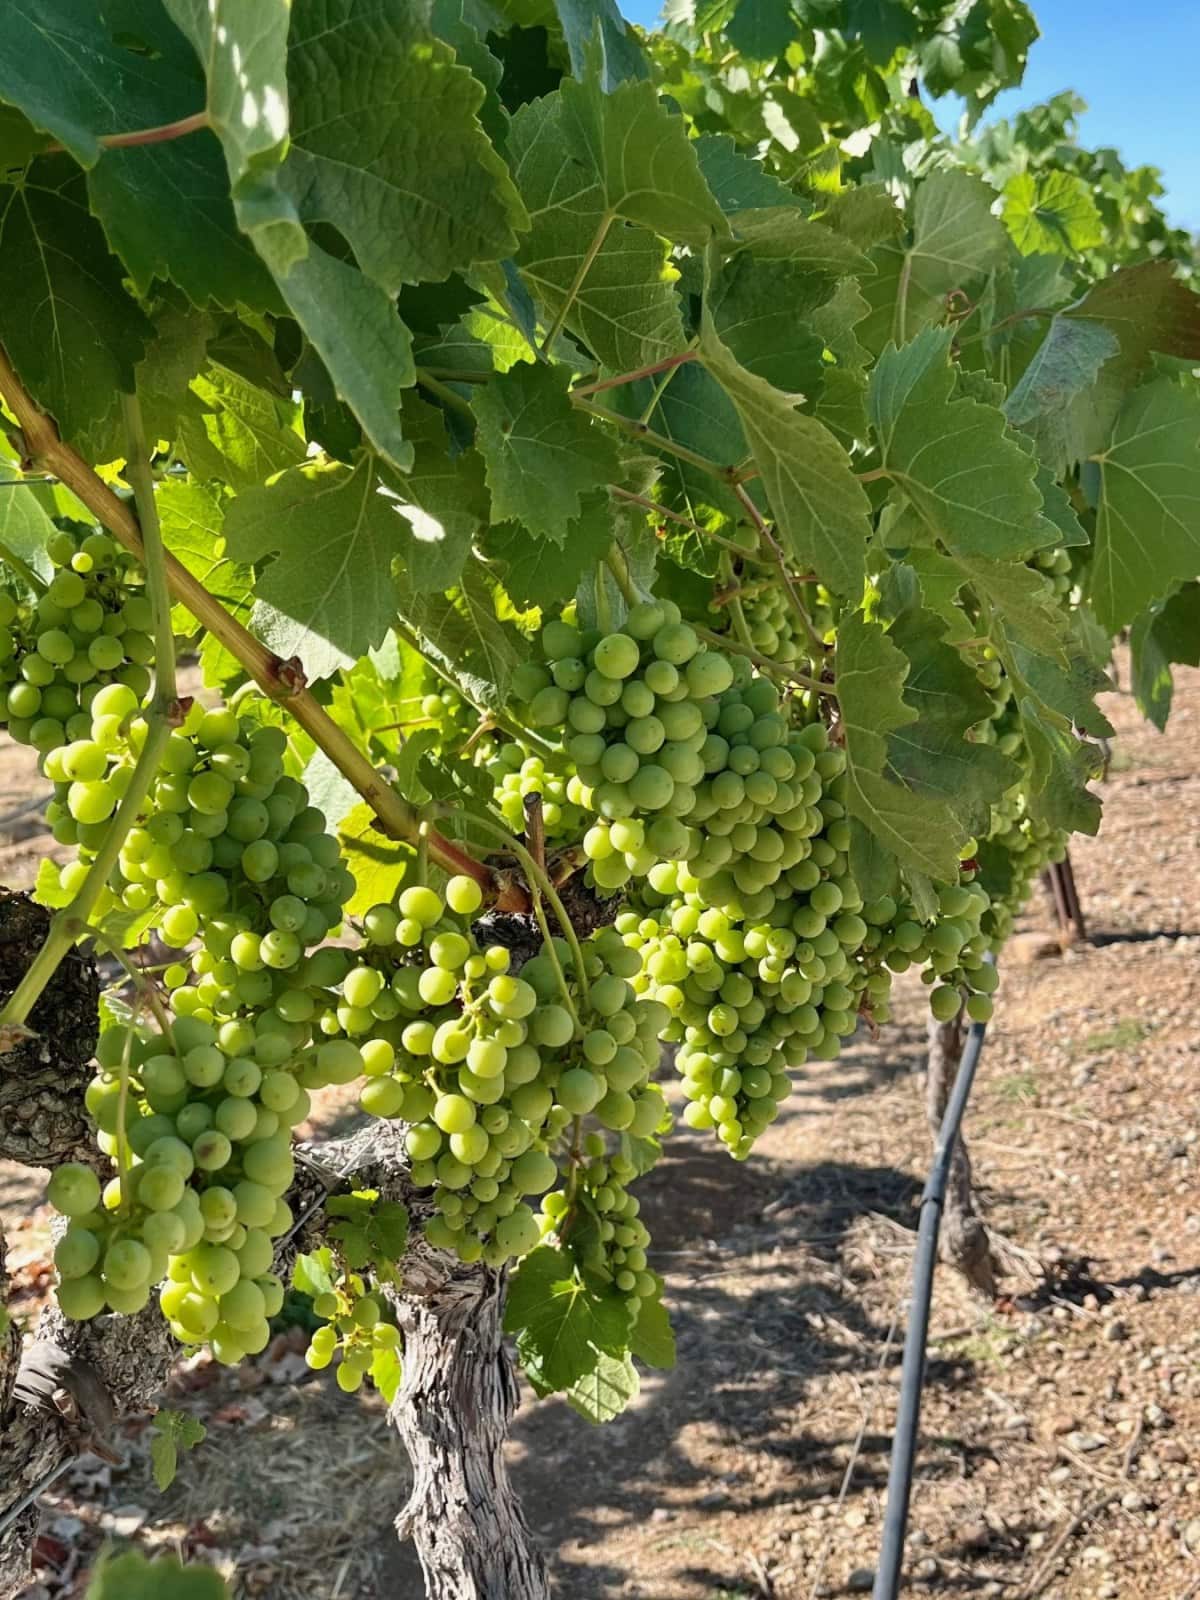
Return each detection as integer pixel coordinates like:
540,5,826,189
630,1289,676,1370
86,1551,229,1600
150,1410,207,1492
336,803,412,917
567,1350,640,1423
1091,376,1200,632
292,1248,337,1299
1003,170,1103,257
156,480,254,690
176,363,306,494
474,363,622,543
1130,584,1200,732
1003,317,1120,473
394,566,525,712
505,1246,634,1391
370,1342,403,1404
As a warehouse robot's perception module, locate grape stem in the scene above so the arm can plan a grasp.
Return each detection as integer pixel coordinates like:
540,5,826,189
46,110,210,154
732,481,827,660
574,399,734,483
0,345,503,903
457,810,591,1011
571,350,697,399
606,486,774,568
0,395,182,1028
604,546,639,608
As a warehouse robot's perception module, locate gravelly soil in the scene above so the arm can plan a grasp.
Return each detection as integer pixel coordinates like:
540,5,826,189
3,655,1200,1600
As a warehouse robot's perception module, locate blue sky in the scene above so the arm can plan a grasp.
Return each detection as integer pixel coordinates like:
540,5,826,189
620,0,1200,230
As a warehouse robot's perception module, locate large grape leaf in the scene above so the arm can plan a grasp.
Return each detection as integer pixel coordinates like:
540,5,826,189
505,1246,634,1393
1130,584,1200,732
394,565,525,711
559,73,728,246
0,485,56,586
612,363,744,526
486,491,617,609
1003,317,1119,474
0,161,153,460
835,612,970,883
869,328,1047,561
1091,377,1200,632
507,94,685,371
861,169,1007,352
554,0,649,86
224,457,416,679
727,210,873,275
699,325,872,597
1019,697,1103,835
260,0,526,295
1002,171,1102,257
474,363,621,543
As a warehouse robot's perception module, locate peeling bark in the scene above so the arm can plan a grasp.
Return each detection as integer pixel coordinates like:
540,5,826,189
0,892,100,1167
925,1013,998,1299
388,1261,551,1600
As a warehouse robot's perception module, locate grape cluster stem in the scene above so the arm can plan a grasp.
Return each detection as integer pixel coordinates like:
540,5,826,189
0,348,503,905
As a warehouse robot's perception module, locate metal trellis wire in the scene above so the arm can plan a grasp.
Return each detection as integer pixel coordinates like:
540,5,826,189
872,1003,991,1600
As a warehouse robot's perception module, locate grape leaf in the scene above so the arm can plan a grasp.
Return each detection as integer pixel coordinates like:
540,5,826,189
0,160,153,460
613,363,744,525
508,93,686,372
727,209,873,275
694,133,803,215
88,132,278,312
150,1410,207,1492
708,254,831,399
567,1350,640,1422
336,802,412,916
1130,584,1200,732
835,612,971,882
699,323,872,597
559,72,728,246
155,479,254,689
505,1246,634,1392
1019,697,1103,835
630,1289,676,1370
292,1247,337,1299
474,363,621,542
1003,317,1120,473
85,1552,228,1600
818,184,905,253
1058,261,1200,459
224,457,414,678
869,328,1047,560
162,0,294,237
0,485,56,586
394,565,525,711
726,0,796,60
379,398,488,592
486,492,617,609
1092,377,1200,632
554,0,649,86
260,0,526,296
176,362,306,493
885,600,1020,837
1003,170,1103,257
370,1343,403,1403
265,242,416,472
844,0,916,64
864,169,1007,351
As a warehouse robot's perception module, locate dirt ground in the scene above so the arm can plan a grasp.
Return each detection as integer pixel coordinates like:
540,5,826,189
4,654,1200,1600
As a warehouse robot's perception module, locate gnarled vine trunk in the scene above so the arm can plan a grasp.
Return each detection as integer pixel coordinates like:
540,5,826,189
389,1263,550,1600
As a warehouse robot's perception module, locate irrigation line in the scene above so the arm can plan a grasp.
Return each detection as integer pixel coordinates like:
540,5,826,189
872,1003,991,1600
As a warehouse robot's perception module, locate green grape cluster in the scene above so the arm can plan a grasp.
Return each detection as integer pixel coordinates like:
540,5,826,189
305,1282,401,1394
540,1132,657,1307
1031,544,1074,601
867,880,1000,1024
516,602,736,857
0,529,154,755
621,873,879,1158
41,698,356,1021
328,878,667,1266
486,743,589,843
51,1014,301,1361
